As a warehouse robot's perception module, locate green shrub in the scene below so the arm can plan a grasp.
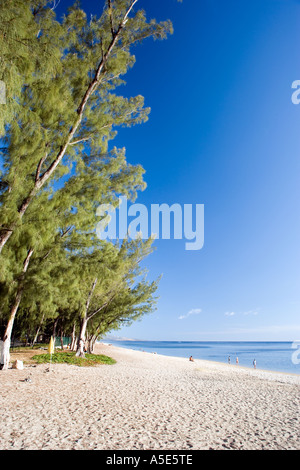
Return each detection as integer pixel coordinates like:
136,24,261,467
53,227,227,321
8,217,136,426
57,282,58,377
33,351,116,367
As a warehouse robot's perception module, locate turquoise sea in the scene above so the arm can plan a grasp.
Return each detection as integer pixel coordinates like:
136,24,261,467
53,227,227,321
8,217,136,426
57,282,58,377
106,340,300,375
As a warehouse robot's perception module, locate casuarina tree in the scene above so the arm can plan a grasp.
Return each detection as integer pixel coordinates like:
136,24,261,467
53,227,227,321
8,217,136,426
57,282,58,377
0,0,173,368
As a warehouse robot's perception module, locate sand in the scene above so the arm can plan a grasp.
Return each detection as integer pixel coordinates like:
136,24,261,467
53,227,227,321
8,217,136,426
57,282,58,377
0,343,299,450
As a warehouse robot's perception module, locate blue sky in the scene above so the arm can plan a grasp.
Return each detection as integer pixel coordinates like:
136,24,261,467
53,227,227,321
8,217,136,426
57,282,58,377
58,0,300,341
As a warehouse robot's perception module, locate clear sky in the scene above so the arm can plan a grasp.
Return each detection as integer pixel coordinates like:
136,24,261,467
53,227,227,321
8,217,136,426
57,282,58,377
57,0,300,341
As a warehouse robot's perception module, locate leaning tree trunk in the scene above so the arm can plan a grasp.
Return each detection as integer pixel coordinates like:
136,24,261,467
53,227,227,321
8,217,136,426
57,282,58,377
75,278,98,358
88,334,98,354
31,313,45,347
70,323,77,351
76,318,88,358
86,333,95,354
0,248,34,370
0,291,22,370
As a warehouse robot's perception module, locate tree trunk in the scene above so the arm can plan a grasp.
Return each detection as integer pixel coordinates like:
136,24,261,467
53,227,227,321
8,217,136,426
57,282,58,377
86,333,93,354
31,313,45,347
52,317,58,348
0,227,14,255
70,323,77,351
75,278,98,358
60,330,64,350
76,318,88,358
88,334,98,354
0,248,34,370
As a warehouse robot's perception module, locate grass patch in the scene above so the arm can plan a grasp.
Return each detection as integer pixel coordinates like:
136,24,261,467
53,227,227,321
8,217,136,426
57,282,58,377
11,344,48,351
32,351,116,367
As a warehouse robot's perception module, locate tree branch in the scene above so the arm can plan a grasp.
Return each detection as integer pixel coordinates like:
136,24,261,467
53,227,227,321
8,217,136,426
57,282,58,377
35,153,47,182
69,136,91,146
84,278,98,319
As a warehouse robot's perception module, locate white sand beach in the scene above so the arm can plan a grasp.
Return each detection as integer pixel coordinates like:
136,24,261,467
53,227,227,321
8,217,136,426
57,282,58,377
0,343,299,450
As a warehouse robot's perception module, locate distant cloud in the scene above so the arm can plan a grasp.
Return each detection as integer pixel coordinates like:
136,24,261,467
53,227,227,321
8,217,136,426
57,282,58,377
225,309,260,317
179,308,202,320
243,309,259,316
225,311,235,317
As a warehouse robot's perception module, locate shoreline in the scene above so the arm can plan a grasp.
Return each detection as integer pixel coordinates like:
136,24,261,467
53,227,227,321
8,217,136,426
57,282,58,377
102,341,300,384
0,342,299,450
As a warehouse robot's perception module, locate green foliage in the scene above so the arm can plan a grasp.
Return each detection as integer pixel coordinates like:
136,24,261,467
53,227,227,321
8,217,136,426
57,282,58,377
0,0,172,245
0,0,63,135
0,1,171,350
33,351,116,366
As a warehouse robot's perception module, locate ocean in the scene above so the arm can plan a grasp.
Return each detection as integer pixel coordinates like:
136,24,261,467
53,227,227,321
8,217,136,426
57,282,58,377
106,340,300,375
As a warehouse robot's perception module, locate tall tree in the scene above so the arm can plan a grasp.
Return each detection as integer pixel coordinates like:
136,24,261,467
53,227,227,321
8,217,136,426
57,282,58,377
0,145,149,367
85,275,159,353
0,0,172,254
71,237,156,358
0,0,172,367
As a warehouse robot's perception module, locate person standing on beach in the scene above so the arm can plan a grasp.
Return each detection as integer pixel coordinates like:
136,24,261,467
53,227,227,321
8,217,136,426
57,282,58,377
236,356,239,365
228,356,231,364
253,359,256,369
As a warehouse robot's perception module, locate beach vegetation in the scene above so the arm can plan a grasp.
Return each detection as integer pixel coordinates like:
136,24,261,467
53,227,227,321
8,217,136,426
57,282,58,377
33,351,116,366
0,0,172,369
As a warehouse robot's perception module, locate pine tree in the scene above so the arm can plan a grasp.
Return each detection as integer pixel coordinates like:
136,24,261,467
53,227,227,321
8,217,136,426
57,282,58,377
0,0,63,134
69,237,156,358
0,0,172,367
0,148,151,367
85,274,160,353
0,0,172,253
0,1,172,367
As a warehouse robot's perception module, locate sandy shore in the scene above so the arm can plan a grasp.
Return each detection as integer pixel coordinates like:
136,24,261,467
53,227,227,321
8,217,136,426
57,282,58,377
0,343,299,450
